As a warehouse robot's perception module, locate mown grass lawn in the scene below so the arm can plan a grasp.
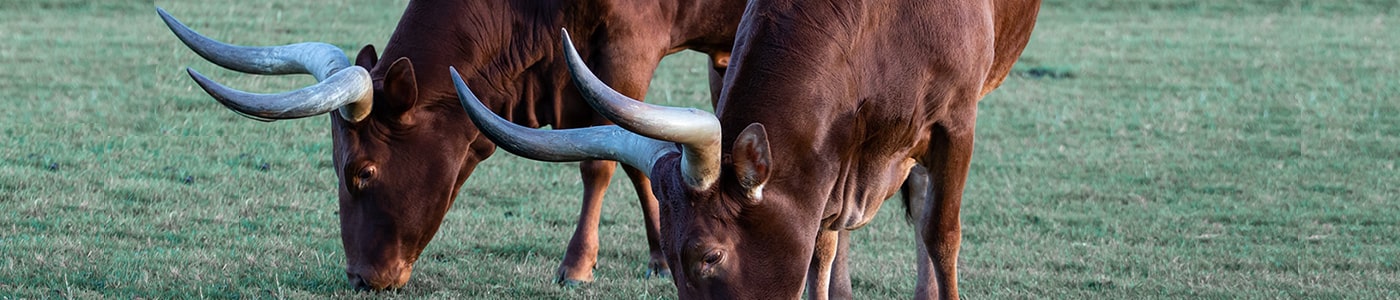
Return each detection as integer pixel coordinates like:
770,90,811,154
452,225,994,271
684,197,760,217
2,0,1398,298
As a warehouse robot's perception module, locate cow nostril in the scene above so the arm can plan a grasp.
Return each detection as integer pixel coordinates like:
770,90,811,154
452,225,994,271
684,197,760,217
348,273,372,291
347,264,413,291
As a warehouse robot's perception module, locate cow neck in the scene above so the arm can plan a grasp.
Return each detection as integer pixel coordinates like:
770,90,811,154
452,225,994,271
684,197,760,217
714,1,926,229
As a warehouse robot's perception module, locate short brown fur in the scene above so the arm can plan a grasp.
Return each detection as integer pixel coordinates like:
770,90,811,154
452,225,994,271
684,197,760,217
637,0,1042,298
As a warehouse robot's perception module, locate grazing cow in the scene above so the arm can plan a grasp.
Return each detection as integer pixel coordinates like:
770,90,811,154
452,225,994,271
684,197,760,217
156,0,742,290
454,0,1041,298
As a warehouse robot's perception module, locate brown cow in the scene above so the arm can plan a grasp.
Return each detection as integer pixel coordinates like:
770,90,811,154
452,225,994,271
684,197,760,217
454,0,1041,298
155,0,742,290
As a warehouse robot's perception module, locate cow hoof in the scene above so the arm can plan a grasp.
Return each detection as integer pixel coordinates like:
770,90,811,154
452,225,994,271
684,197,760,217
557,278,591,288
644,259,671,279
555,268,594,287
644,268,671,279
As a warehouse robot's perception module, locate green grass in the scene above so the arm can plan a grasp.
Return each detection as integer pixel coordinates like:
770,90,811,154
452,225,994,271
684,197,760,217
3,0,1398,298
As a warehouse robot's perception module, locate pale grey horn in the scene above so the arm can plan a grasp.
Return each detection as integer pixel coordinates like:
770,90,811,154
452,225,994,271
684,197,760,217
452,67,676,176
157,7,372,122
560,29,721,189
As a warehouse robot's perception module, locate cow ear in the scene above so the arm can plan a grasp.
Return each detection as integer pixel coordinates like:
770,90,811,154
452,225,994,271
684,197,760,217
732,123,771,203
380,57,419,122
355,44,378,69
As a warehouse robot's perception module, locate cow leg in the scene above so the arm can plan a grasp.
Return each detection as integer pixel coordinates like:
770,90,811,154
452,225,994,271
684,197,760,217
916,118,977,300
902,165,932,222
806,229,841,300
807,229,853,299
582,30,668,279
914,220,938,298
906,165,939,298
829,229,853,299
556,160,617,285
621,165,669,278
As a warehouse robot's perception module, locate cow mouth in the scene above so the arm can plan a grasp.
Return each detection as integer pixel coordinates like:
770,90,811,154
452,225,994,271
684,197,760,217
350,279,408,292
347,260,415,291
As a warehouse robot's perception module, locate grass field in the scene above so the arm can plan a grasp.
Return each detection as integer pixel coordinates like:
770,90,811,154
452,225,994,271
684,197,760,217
3,0,1399,298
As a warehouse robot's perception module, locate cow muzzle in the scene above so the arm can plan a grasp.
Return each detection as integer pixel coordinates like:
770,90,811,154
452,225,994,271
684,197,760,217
347,262,414,291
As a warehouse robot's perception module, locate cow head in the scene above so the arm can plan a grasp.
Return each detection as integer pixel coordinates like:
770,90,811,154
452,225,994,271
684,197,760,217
643,125,814,299
158,9,480,290
331,51,482,291
451,31,810,298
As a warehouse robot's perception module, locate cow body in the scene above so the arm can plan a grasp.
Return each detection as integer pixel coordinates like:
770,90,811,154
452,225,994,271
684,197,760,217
454,0,1041,298
355,1,739,287
161,0,743,290
659,0,1041,298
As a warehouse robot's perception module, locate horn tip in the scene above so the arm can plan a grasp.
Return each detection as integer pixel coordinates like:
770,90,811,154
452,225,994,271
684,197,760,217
183,67,203,81
155,6,177,23
560,29,574,48
449,66,463,84
449,66,473,104
182,68,219,97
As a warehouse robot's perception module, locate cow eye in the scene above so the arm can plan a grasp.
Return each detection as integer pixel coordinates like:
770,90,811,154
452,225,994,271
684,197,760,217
353,165,377,190
702,250,723,265
357,166,376,180
698,250,724,278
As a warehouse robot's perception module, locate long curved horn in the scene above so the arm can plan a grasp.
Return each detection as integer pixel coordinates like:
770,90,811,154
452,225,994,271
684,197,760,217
451,67,676,175
156,7,372,122
560,30,721,189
